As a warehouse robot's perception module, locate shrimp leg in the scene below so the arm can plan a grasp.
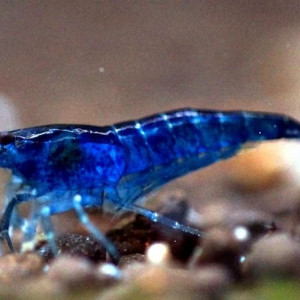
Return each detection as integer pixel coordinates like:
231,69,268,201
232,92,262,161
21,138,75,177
0,195,19,251
72,194,120,263
128,205,205,237
39,205,58,255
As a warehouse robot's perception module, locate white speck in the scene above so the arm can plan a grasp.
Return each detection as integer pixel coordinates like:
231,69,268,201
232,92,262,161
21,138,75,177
146,243,170,265
98,67,105,73
135,122,147,137
99,263,122,279
161,114,168,121
152,212,158,222
43,265,50,272
240,255,246,263
112,125,119,133
74,194,82,202
161,113,173,129
233,226,249,241
173,221,179,229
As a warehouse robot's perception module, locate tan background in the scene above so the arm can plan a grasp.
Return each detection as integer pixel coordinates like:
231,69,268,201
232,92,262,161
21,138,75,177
0,0,299,130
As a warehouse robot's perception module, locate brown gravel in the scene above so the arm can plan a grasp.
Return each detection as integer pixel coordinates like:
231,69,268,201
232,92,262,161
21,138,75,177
46,255,99,290
245,233,300,278
0,188,299,299
38,233,107,263
0,253,43,283
191,227,244,279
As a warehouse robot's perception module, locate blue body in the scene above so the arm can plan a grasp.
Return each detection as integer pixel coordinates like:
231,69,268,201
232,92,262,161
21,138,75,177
0,108,300,258
0,108,300,213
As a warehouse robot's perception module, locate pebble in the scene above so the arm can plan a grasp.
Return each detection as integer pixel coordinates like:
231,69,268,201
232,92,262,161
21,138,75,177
245,233,300,278
225,142,288,192
100,264,231,300
200,202,275,238
192,227,245,279
38,233,106,262
0,253,43,283
47,255,99,290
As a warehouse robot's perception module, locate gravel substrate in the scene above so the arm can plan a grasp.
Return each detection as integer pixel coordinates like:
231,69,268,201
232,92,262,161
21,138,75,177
0,182,299,300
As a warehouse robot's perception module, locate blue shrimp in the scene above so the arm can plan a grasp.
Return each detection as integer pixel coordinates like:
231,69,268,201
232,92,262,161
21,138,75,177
0,108,299,262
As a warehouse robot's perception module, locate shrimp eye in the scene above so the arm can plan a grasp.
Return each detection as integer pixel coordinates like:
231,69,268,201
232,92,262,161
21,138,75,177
0,134,15,146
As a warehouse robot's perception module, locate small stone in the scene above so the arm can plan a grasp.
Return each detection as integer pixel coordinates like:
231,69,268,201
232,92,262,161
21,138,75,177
193,265,232,293
107,215,152,256
193,228,244,279
17,277,64,298
200,202,275,236
130,264,230,298
47,255,99,289
0,253,43,283
151,198,201,262
122,262,147,281
245,233,300,278
38,233,106,262
225,142,287,192
98,262,232,299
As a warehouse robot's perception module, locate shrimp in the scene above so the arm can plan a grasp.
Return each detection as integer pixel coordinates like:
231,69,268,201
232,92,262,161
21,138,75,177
0,108,299,262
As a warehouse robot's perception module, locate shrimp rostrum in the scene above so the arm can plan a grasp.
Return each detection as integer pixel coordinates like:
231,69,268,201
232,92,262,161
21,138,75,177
0,108,299,261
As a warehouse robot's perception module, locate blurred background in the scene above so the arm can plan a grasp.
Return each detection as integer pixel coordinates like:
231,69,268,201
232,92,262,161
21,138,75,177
0,0,299,128
0,0,300,214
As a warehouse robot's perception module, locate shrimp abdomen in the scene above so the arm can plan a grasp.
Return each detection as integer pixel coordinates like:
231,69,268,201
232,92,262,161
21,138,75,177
115,109,300,202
